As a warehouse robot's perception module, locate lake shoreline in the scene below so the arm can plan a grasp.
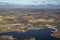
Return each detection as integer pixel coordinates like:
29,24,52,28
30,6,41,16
0,28,60,40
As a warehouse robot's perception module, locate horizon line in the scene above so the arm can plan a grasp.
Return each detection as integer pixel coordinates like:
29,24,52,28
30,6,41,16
0,2,60,5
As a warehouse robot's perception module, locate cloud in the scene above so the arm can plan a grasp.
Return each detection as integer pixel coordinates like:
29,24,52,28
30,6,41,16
0,0,60,5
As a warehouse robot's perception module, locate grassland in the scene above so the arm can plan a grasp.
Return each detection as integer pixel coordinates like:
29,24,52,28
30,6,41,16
0,9,60,40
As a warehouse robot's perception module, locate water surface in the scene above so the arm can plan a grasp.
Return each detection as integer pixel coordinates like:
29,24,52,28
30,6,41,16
0,28,60,40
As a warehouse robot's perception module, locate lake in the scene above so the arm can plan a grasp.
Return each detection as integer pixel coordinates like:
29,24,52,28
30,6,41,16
0,28,60,40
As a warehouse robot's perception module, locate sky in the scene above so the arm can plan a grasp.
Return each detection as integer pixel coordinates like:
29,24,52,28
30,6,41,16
0,0,60,5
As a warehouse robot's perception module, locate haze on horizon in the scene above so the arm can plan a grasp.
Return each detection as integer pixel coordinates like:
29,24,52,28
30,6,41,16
0,0,60,5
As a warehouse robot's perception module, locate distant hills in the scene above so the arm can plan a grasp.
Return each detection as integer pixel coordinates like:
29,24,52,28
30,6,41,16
0,2,60,10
